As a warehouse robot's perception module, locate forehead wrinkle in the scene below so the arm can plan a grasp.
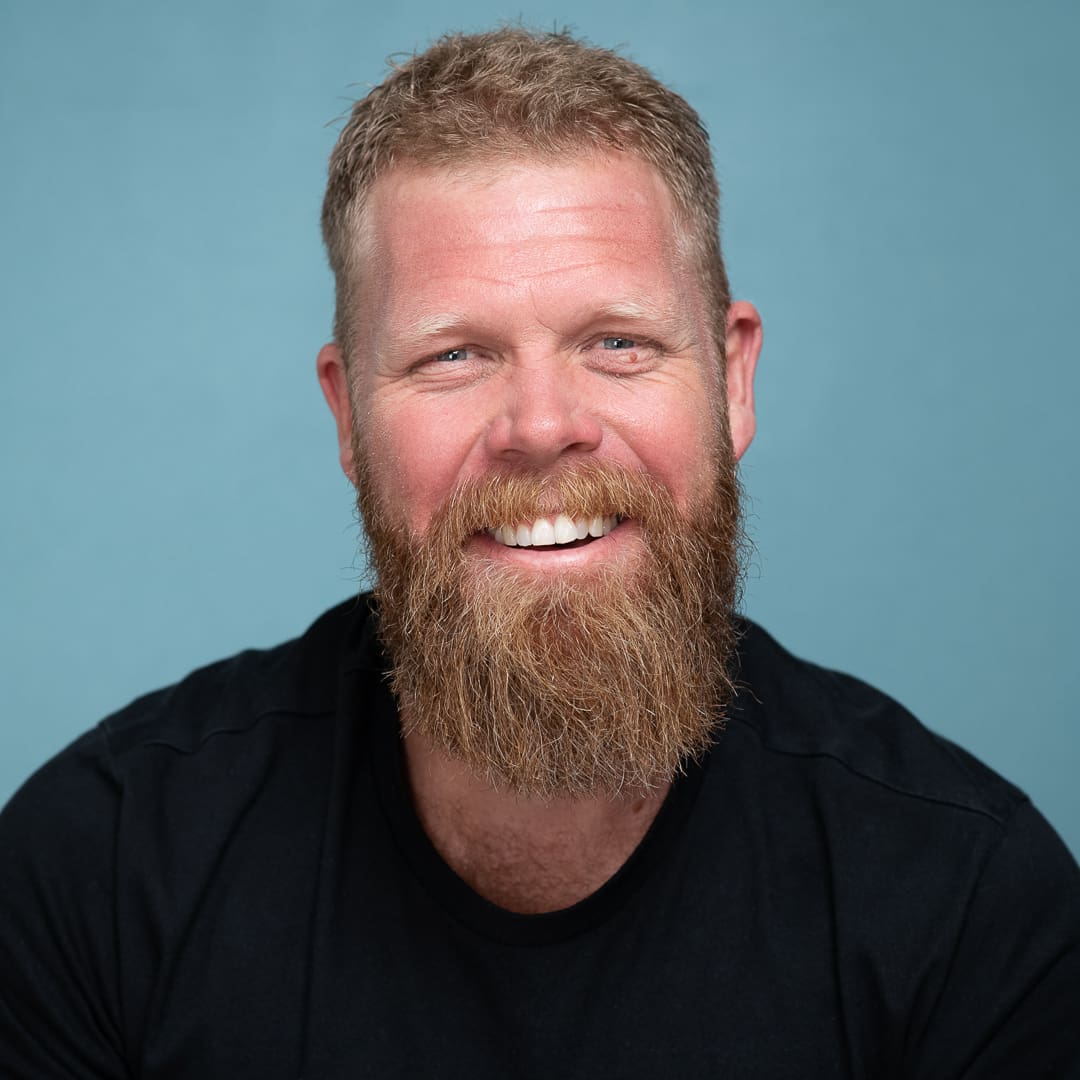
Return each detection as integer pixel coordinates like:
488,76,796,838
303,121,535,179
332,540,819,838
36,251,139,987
558,198,658,220
511,260,618,282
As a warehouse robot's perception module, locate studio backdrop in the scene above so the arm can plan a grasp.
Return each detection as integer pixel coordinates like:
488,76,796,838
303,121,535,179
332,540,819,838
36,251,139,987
2,0,1077,855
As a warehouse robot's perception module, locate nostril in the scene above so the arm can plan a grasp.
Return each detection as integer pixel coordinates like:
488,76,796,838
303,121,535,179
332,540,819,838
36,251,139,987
489,401,604,463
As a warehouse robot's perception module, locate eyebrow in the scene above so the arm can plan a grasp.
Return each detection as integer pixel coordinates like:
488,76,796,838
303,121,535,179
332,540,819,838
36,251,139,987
586,300,683,327
400,312,472,341
377,312,473,363
567,299,698,348
384,298,697,360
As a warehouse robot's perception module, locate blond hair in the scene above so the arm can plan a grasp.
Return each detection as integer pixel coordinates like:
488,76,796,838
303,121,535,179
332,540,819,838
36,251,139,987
322,27,730,361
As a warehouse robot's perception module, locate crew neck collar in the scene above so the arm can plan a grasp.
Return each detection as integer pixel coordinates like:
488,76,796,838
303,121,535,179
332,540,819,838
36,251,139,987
346,614,707,946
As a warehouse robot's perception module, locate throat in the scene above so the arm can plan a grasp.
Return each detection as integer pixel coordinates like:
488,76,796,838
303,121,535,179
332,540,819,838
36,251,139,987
437,818,648,914
403,728,668,914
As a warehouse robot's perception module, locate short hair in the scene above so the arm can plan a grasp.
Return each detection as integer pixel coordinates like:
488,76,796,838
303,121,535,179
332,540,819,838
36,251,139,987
322,27,730,363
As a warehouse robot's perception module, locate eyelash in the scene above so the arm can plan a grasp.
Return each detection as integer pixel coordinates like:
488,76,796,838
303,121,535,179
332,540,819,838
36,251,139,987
422,335,659,372
432,346,472,363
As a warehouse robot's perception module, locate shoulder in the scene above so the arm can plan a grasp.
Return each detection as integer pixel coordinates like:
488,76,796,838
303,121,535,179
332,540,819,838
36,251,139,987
2,595,376,838
102,594,371,760
719,620,1080,1075
0,597,377,1075
729,617,1025,828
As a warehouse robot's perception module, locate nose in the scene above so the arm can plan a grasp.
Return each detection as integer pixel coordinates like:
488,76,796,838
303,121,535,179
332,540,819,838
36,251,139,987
484,358,603,466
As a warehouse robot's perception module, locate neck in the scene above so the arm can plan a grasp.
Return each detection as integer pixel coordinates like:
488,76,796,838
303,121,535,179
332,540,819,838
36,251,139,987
402,727,670,914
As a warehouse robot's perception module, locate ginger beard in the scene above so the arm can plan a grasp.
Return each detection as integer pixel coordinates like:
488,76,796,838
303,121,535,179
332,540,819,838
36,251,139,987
354,434,745,799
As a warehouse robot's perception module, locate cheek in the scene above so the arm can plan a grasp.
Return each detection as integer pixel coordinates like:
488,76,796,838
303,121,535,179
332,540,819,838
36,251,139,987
619,392,720,508
364,405,477,533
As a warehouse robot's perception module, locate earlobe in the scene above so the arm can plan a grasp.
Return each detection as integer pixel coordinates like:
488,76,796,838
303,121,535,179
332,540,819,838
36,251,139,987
724,301,762,461
316,342,356,481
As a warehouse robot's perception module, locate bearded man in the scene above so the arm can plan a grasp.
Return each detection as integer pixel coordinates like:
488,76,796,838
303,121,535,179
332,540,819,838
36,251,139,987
2,27,1078,1080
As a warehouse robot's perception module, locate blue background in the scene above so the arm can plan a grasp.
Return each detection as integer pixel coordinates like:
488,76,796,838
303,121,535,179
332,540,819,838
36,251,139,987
2,0,1077,856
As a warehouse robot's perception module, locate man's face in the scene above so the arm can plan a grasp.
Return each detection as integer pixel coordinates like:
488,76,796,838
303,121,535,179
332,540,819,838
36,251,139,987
331,152,755,561
318,152,761,795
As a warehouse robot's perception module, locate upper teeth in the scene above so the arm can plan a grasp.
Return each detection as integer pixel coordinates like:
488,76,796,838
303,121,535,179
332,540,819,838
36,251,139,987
487,513,618,548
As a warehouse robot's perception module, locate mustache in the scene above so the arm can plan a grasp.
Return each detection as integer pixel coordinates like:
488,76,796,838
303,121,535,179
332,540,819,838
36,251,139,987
429,459,680,540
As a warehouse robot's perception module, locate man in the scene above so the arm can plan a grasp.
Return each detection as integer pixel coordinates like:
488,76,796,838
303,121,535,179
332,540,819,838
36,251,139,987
2,27,1077,1078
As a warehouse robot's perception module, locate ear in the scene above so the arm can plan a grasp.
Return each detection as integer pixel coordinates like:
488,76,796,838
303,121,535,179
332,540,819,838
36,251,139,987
317,342,356,482
724,300,762,461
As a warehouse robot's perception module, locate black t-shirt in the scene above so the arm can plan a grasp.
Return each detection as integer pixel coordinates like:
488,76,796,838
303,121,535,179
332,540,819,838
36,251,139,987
2,598,1078,1078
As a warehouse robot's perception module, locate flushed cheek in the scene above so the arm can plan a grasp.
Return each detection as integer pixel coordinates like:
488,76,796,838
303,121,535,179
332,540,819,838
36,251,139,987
365,412,485,534
616,401,720,509
360,376,718,532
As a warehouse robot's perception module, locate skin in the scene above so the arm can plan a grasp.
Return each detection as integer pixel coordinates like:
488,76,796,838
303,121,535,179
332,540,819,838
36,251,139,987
318,153,762,912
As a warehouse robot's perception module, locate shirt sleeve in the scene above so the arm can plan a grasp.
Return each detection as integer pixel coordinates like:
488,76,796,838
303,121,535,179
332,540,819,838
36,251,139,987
0,727,129,1078
907,799,1080,1079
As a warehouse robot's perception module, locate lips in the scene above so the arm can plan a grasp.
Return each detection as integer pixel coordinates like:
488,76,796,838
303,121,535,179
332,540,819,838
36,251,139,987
486,513,619,548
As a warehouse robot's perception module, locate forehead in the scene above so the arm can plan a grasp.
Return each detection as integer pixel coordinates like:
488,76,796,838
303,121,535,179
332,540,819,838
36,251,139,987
352,154,701,340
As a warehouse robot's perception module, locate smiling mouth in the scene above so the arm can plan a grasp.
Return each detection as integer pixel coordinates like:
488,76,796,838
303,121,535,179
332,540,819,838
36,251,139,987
486,513,620,549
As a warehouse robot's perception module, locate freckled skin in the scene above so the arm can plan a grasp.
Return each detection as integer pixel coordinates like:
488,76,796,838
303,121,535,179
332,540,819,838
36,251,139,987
318,153,762,572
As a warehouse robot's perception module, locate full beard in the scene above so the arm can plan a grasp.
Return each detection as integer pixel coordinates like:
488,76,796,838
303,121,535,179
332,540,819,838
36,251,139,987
355,446,745,799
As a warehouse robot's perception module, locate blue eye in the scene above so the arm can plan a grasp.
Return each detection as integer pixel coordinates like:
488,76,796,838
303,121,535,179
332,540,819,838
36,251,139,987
434,347,471,363
602,337,636,350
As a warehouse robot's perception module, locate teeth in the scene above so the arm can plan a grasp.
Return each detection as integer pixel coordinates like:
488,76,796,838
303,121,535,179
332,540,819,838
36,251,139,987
491,513,620,548
531,518,556,546
553,514,577,544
